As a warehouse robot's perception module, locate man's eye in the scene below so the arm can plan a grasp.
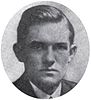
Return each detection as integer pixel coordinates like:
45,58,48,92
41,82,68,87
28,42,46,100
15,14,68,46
32,45,43,50
28,41,46,51
53,43,68,51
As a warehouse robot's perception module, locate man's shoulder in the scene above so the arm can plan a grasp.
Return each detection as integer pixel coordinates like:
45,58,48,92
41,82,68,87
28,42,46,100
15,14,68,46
13,75,77,97
61,79,77,96
13,74,37,98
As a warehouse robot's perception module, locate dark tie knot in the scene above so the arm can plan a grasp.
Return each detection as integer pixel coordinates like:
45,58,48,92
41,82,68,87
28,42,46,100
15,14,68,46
49,96,53,99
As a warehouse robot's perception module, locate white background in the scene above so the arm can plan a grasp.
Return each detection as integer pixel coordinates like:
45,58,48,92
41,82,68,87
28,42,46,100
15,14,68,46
0,0,91,100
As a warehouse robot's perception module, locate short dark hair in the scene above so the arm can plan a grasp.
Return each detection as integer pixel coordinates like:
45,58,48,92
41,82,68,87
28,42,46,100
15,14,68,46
17,5,74,45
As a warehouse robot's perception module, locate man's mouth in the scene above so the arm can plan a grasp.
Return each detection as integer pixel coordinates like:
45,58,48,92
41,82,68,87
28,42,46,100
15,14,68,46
39,68,59,77
40,69,58,72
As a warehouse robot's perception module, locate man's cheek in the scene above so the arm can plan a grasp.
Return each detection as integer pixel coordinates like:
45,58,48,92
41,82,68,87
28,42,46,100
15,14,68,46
55,54,69,66
28,54,42,68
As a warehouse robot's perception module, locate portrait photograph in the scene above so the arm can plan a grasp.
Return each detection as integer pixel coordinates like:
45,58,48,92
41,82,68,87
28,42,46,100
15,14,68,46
1,1,89,99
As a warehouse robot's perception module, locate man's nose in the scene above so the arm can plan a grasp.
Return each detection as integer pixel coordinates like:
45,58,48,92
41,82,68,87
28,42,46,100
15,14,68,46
43,46,55,67
47,46,55,61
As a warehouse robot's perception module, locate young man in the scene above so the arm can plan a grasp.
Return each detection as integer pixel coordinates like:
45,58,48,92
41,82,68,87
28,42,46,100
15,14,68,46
13,5,77,99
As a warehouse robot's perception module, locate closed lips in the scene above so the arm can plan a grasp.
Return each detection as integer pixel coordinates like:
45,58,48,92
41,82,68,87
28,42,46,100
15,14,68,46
40,69,58,72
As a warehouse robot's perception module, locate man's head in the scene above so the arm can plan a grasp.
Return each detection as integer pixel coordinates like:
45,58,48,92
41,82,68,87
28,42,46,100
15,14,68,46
13,5,77,94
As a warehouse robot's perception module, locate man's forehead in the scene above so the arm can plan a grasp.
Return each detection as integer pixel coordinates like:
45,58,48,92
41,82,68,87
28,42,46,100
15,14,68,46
26,19,70,44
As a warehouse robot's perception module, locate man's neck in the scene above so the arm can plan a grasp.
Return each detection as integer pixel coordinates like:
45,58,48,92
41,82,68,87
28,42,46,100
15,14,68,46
30,81,62,99
30,79,61,95
42,83,60,95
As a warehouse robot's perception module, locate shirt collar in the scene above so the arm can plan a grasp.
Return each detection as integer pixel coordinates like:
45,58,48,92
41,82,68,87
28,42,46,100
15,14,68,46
30,81,61,99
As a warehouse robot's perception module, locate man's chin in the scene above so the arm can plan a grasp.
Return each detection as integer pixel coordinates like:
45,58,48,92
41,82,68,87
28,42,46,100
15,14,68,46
36,77,61,94
40,76,61,85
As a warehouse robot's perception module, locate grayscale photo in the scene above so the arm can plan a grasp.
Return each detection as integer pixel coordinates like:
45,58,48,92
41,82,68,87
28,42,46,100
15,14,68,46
1,1,89,99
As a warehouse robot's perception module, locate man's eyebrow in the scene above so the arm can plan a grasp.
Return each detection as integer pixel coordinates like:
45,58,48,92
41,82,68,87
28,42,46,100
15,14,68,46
30,41,45,44
30,41,68,45
31,40,44,43
54,42,68,45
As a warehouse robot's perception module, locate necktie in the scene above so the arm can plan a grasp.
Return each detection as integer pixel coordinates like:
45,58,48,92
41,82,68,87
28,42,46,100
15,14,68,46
49,96,53,99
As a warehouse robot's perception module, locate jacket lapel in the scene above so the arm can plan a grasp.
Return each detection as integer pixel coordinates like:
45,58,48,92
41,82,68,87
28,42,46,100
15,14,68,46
13,75,77,97
61,79,77,96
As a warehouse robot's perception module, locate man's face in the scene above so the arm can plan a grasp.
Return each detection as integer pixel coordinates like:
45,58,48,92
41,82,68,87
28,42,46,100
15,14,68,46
23,20,71,86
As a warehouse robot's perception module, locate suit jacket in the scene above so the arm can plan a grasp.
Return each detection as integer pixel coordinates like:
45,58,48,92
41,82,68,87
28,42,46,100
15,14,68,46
13,74,77,98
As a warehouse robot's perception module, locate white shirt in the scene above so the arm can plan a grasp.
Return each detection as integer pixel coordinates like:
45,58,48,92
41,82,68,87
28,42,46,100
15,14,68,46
30,81,62,99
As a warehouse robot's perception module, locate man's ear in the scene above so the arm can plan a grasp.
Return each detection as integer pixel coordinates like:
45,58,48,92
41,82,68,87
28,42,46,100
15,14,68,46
13,43,26,62
68,44,77,63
